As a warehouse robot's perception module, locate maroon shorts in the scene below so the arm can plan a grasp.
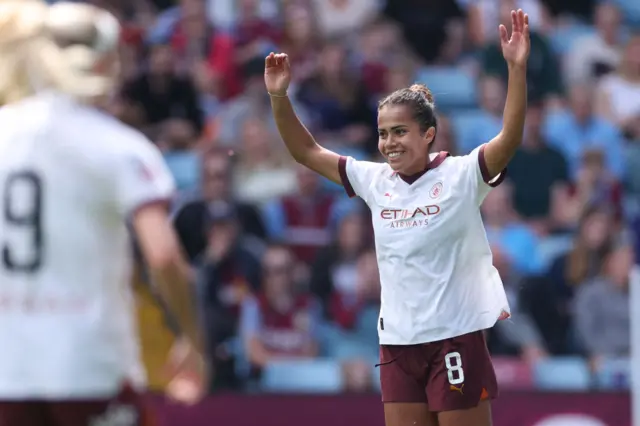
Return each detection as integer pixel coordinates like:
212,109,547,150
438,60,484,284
0,385,154,426
379,330,498,412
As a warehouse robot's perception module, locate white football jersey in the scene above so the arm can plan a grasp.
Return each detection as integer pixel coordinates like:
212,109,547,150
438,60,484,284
0,92,175,398
339,145,510,345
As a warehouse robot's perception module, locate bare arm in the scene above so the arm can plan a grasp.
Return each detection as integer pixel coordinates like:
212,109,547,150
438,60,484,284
265,53,342,184
133,203,203,354
483,10,530,178
270,95,341,184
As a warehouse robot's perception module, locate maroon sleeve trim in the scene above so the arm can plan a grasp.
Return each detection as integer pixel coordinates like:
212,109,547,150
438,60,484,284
338,156,356,198
129,197,172,219
478,144,507,188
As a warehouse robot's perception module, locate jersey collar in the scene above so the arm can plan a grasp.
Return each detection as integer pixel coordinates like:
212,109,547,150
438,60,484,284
393,151,450,184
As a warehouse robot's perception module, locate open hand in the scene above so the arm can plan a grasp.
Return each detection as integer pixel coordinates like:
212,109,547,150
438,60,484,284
264,52,291,96
500,9,530,68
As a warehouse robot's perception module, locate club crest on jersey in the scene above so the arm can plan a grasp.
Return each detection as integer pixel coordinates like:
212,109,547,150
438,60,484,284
429,182,443,199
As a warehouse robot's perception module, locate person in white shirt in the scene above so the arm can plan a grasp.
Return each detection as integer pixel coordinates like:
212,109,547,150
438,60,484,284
264,8,530,426
0,1,205,425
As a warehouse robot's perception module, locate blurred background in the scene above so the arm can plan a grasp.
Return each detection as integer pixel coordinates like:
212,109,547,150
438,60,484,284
65,0,640,424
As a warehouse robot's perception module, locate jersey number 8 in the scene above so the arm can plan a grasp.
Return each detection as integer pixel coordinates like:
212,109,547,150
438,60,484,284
2,171,44,273
444,351,465,385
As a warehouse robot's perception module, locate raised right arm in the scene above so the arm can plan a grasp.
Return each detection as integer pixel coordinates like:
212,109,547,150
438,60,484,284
265,53,341,184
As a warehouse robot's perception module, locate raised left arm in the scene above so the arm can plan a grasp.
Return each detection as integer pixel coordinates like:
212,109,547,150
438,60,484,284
484,9,531,179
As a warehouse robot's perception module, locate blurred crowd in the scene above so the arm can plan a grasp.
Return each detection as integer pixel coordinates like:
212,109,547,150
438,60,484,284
86,0,640,393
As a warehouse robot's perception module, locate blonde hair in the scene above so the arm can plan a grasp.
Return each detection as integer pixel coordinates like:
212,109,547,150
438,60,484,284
0,0,121,105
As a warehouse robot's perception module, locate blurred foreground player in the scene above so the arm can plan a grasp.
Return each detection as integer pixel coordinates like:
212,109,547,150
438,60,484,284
265,9,530,426
0,1,205,425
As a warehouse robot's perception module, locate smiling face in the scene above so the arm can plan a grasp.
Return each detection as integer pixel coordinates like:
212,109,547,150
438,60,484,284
377,104,435,175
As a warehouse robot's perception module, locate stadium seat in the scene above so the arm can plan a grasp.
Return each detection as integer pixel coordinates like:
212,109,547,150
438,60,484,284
595,358,631,390
533,357,591,390
537,235,573,271
163,151,201,191
612,0,640,26
449,109,500,154
261,359,343,393
549,24,596,55
492,356,534,390
414,67,477,110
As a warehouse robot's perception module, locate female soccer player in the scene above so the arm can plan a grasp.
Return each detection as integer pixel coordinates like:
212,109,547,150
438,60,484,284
0,1,205,424
265,9,530,426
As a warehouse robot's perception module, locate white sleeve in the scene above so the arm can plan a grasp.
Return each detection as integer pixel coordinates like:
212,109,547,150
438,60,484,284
115,138,176,217
338,156,384,202
461,144,507,205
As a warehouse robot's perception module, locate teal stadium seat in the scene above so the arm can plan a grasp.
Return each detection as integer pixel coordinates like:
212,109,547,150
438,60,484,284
549,23,596,55
261,359,343,393
533,357,591,390
450,109,495,154
537,235,573,271
595,358,631,390
612,0,640,26
414,67,477,110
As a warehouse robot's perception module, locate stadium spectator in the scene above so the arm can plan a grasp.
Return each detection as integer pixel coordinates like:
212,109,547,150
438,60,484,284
158,118,201,191
383,0,464,63
263,166,337,264
552,150,623,229
170,0,241,99
508,99,569,231
574,242,633,362
279,3,322,83
121,42,204,133
173,149,266,262
232,117,298,206
196,201,262,389
543,83,625,179
481,0,562,104
311,0,382,38
240,245,321,374
458,75,505,153
596,35,640,140
234,0,281,67
296,41,377,153
481,183,543,276
466,0,548,47
431,115,458,155
565,2,623,84
310,213,368,326
214,57,313,147
541,206,617,353
488,245,548,362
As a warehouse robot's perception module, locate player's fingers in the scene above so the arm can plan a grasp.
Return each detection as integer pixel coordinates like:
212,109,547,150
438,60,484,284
265,52,274,68
283,54,290,71
518,9,525,31
524,13,529,29
498,24,508,44
511,10,517,33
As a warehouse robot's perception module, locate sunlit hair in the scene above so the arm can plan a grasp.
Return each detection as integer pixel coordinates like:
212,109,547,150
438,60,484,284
378,83,438,134
0,0,120,105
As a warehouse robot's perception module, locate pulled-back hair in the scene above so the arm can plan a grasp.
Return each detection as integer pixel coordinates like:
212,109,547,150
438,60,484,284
0,0,120,105
378,83,438,134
